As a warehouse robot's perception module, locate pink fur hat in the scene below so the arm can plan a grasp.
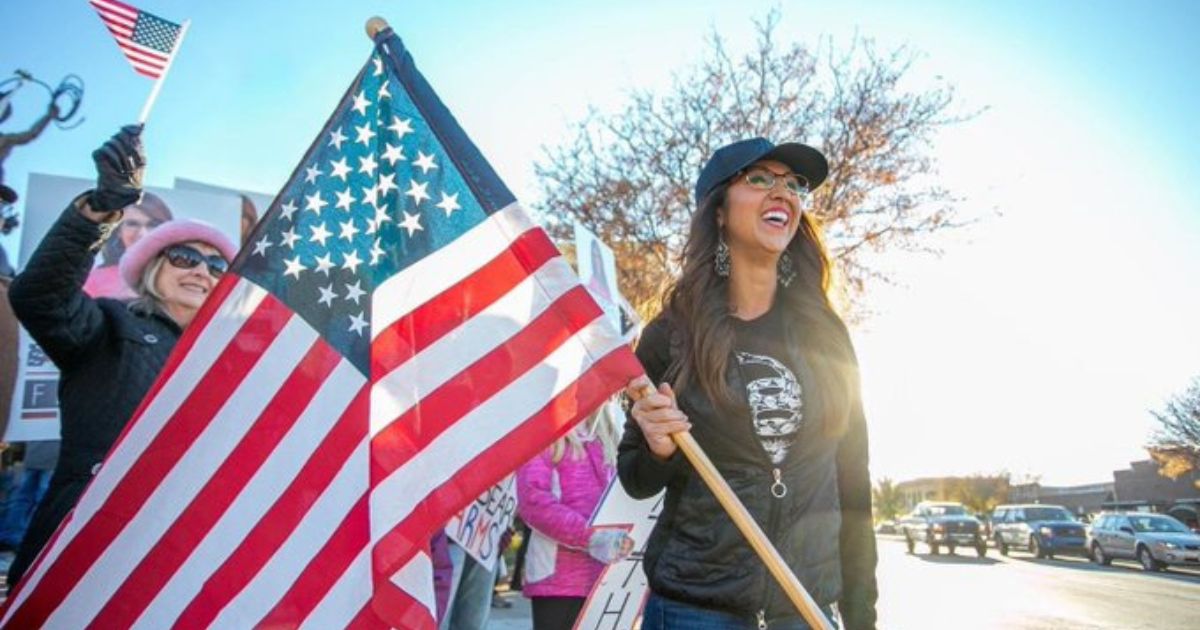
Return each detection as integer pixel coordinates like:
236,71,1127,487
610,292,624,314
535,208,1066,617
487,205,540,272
119,218,238,289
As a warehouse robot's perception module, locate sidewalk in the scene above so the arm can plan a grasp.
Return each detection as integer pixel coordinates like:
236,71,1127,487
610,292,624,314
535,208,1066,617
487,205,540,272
487,584,533,629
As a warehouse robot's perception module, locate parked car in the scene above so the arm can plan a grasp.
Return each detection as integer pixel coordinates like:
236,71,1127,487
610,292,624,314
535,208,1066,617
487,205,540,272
898,501,986,557
875,520,897,535
1088,512,1200,572
991,504,1087,559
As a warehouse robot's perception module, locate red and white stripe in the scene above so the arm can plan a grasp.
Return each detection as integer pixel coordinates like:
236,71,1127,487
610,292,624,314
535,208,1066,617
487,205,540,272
366,202,636,625
0,202,639,628
88,0,175,78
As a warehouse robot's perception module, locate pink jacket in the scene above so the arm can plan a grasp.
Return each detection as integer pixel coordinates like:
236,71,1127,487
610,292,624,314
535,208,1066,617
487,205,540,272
517,438,613,598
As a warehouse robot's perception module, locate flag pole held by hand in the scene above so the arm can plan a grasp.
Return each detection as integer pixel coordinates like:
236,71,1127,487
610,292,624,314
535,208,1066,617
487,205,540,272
629,384,836,630
138,18,191,125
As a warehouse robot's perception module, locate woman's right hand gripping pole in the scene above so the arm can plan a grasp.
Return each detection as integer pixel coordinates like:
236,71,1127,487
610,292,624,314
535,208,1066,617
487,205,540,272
624,375,691,461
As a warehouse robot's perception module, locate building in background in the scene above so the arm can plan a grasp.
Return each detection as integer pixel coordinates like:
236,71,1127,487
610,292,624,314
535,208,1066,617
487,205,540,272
1107,460,1200,529
1008,482,1114,518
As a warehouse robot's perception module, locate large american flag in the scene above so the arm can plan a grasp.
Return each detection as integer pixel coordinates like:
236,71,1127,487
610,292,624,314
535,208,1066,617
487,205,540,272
88,0,182,79
0,26,640,629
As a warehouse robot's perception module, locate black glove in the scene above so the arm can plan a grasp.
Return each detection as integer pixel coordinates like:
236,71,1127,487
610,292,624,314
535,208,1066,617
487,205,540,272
89,124,146,213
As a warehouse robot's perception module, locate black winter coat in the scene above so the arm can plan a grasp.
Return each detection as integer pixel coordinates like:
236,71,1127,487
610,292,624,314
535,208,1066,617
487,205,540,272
618,314,878,629
6,204,181,586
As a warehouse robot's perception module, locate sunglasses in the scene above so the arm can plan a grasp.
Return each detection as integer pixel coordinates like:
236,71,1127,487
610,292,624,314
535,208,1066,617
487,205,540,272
741,167,810,196
162,244,229,279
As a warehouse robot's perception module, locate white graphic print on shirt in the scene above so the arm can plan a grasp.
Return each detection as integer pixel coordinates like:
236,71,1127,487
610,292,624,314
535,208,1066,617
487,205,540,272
736,352,803,465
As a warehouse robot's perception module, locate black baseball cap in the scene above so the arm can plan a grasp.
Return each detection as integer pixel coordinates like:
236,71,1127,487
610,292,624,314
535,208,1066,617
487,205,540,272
693,137,828,206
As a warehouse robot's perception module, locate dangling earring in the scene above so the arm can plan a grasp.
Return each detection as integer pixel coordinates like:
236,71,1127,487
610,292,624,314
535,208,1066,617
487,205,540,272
714,236,731,278
777,251,796,287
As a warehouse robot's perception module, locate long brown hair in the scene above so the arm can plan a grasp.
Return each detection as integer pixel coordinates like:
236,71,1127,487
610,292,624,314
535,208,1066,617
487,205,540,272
662,181,858,435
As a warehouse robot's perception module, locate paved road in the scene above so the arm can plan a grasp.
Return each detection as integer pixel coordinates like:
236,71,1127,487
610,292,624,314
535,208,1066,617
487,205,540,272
495,536,1200,629
876,535,1200,629
6,539,1197,629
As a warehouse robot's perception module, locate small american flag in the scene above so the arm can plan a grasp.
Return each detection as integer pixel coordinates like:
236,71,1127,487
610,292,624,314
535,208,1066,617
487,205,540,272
0,26,640,629
88,0,182,79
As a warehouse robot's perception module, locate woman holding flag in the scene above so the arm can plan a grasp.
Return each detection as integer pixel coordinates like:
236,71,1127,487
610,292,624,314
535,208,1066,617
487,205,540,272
5,125,236,587
619,138,878,629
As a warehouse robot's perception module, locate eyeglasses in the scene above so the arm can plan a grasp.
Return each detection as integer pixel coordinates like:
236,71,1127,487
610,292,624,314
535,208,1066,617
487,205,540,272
162,244,229,279
740,167,810,196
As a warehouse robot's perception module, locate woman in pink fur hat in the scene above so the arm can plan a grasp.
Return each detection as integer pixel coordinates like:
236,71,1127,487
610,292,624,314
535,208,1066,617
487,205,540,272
6,125,237,587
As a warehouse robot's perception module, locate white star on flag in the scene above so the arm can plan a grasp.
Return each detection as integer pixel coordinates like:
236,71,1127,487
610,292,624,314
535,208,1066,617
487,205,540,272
359,154,379,177
314,252,335,275
317,284,337,307
361,183,380,208
344,279,366,304
304,164,322,184
279,200,299,220
368,239,385,265
348,311,368,335
328,126,347,150
309,222,332,246
399,211,423,236
413,151,437,174
304,191,327,214
282,255,305,278
405,180,430,205
387,115,413,139
330,157,352,181
373,204,391,227
335,188,355,212
377,173,399,197
381,143,405,166
341,249,363,273
252,236,272,257
436,192,461,216
280,227,300,249
339,219,360,242
352,90,370,116
355,122,376,147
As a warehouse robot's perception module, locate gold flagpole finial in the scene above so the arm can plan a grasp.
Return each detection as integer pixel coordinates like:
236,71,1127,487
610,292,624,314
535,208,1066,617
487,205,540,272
366,17,389,40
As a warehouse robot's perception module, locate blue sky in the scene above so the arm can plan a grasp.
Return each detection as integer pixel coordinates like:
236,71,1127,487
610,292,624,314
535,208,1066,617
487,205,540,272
3,1,1199,486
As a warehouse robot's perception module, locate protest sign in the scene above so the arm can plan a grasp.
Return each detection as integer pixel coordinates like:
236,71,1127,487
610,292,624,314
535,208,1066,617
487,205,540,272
445,474,518,569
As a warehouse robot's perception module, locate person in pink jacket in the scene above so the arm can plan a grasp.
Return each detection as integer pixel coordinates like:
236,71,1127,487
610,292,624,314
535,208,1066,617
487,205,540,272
517,405,634,630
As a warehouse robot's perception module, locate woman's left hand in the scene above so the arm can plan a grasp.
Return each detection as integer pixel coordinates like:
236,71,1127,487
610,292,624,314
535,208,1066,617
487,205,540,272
587,529,635,564
90,124,145,213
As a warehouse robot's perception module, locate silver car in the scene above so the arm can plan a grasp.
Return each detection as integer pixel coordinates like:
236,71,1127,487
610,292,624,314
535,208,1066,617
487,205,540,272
1087,512,1200,571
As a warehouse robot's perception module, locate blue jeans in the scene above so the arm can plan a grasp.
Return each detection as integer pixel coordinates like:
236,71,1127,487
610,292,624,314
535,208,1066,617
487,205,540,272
439,541,496,630
641,594,838,630
0,468,51,548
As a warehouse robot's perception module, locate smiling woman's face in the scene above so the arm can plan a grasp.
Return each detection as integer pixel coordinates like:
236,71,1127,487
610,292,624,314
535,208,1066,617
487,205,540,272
720,159,801,259
153,240,224,326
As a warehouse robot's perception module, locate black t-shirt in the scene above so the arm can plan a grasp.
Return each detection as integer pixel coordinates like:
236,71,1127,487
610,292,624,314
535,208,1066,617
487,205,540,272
731,307,810,465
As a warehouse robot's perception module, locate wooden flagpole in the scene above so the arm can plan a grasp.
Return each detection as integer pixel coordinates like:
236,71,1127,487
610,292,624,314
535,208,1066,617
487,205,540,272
138,18,191,125
631,384,836,630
